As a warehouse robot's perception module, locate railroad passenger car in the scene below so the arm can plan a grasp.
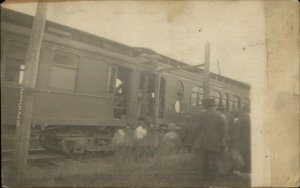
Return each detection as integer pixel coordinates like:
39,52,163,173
1,9,250,154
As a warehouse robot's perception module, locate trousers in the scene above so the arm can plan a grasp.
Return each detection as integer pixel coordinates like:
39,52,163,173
193,149,218,179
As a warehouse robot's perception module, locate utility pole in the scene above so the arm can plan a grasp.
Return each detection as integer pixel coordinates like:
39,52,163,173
203,41,211,100
11,2,47,187
217,60,221,75
154,68,161,148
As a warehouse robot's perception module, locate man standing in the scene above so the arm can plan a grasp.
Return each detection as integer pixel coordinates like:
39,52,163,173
179,115,194,153
160,123,181,156
192,98,225,180
134,117,148,161
231,105,251,173
216,105,230,151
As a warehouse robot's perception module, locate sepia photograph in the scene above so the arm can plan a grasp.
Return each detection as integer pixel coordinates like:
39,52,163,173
1,0,299,187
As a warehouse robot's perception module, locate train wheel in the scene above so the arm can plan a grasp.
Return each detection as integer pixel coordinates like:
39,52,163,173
61,139,75,155
39,132,51,150
61,138,86,155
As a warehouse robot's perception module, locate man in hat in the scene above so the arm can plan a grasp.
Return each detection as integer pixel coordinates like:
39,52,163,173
160,123,181,155
216,105,230,151
231,104,251,173
179,115,194,153
192,98,225,180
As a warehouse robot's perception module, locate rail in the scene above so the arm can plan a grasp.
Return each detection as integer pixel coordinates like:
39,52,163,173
1,148,63,162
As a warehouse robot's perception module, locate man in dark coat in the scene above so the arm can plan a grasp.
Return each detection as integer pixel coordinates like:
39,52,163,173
231,104,251,173
192,98,225,180
178,115,194,153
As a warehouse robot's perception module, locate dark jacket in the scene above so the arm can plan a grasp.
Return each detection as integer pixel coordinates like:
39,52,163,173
193,108,225,151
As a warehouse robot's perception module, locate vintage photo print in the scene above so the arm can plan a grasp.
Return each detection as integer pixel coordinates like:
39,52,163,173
1,0,299,187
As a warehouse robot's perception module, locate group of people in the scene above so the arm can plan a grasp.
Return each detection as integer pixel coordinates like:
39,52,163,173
111,98,251,181
187,98,251,180
111,116,156,165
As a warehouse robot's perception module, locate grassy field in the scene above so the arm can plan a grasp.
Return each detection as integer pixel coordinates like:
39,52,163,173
2,152,250,187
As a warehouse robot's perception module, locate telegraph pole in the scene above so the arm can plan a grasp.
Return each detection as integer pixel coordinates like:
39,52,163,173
154,68,161,148
203,41,211,99
217,60,221,75
11,2,47,187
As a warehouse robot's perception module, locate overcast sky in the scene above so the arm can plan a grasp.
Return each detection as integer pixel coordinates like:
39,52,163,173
2,1,266,85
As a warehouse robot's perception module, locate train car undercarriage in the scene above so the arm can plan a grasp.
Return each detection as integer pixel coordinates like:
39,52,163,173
39,126,117,154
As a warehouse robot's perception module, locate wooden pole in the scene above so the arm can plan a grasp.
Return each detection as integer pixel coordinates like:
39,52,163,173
203,41,211,99
217,60,221,76
154,69,161,148
11,2,47,187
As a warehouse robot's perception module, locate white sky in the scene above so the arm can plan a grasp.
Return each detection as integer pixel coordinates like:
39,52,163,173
2,1,266,85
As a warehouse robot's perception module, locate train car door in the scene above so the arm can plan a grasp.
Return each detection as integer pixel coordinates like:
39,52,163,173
137,72,156,119
109,65,132,119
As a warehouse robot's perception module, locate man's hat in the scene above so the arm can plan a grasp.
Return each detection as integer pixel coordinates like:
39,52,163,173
202,98,215,107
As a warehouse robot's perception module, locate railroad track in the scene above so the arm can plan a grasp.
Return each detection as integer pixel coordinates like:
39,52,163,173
1,148,64,162
2,148,115,163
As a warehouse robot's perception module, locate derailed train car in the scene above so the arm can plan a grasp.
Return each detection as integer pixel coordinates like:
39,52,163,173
1,9,250,154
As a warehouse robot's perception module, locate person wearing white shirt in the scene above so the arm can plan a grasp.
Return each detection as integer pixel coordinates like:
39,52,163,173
134,117,148,161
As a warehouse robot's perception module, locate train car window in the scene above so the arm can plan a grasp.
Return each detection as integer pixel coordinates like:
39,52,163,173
176,80,184,101
7,44,27,59
214,91,222,106
49,51,78,91
223,93,229,111
233,96,241,112
108,66,117,93
4,57,25,84
229,95,241,112
4,44,27,84
229,100,234,112
191,88,198,106
199,88,204,105
242,98,250,111
191,87,203,106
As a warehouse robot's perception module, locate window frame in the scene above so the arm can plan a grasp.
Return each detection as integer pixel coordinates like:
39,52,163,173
223,93,229,111
214,90,222,106
229,95,241,112
190,86,204,107
107,65,118,94
176,80,184,101
2,41,27,85
48,50,79,92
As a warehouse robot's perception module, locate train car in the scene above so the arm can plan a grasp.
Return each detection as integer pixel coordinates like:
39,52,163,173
1,9,250,154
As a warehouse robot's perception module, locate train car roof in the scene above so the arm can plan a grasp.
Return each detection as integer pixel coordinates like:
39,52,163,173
1,8,250,90
1,8,135,56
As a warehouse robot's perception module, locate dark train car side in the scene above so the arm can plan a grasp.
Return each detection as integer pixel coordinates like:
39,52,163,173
1,9,145,153
141,56,250,126
1,9,250,154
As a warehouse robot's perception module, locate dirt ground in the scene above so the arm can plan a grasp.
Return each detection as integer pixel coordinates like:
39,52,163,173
2,152,250,187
